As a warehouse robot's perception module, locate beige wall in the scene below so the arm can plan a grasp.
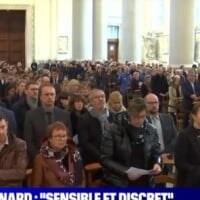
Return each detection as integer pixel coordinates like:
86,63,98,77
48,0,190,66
34,0,72,62
0,0,72,68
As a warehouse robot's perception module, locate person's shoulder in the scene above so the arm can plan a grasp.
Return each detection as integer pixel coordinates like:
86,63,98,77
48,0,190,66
109,117,127,134
12,99,21,109
67,138,79,152
13,97,25,107
179,126,194,137
109,121,118,130
146,120,157,133
79,109,91,119
0,106,11,113
182,79,190,86
13,136,27,148
26,107,41,116
54,106,69,114
175,128,191,145
159,112,173,120
33,153,45,164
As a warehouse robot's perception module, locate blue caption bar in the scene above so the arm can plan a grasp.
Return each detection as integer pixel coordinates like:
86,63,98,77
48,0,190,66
0,188,196,200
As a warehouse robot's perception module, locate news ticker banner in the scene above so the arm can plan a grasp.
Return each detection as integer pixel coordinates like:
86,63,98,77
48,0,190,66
0,188,197,200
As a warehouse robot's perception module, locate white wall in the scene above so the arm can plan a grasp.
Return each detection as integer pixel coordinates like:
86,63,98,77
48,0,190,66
57,0,72,60
0,0,34,5
34,0,51,61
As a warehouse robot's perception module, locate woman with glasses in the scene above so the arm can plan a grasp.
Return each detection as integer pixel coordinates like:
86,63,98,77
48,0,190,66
31,121,83,187
101,98,161,187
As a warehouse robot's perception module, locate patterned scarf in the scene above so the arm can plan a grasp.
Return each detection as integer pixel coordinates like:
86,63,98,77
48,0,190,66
40,141,81,185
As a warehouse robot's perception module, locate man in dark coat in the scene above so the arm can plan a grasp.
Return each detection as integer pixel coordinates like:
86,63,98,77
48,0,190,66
23,83,71,167
151,67,168,111
182,70,200,128
12,81,39,138
78,89,112,166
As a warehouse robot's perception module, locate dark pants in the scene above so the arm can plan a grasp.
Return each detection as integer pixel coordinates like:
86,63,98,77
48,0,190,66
183,111,190,128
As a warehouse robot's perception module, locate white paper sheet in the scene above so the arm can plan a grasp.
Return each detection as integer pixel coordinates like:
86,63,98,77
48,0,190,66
125,167,153,176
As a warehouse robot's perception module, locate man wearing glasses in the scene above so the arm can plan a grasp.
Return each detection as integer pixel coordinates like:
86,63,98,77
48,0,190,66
145,93,177,169
78,89,110,166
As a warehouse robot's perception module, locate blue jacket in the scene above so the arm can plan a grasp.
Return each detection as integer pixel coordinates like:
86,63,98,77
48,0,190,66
118,73,132,94
182,80,200,111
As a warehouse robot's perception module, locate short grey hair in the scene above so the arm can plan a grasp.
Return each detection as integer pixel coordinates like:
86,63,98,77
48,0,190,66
88,89,105,102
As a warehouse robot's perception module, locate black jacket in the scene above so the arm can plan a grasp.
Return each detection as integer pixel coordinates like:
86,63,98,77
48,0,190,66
70,108,87,137
12,96,34,138
100,118,161,187
175,126,200,187
78,111,103,166
151,74,168,100
182,80,200,111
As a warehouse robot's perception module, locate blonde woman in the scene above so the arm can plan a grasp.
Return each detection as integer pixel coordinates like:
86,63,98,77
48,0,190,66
107,91,127,122
67,79,80,95
168,75,183,122
108,91,126,113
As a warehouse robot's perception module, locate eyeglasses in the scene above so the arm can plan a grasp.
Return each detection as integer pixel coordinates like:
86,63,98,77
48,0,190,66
93,95,105,99
146,101,159,105
52,135,67,139
29,88,39,91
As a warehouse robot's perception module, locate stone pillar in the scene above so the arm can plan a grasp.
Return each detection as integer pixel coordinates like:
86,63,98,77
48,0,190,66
57,0,72,59
169,0,195,66
72,0,93,60
121,0,144,62
50,0,58,60
34,0,51,60
92,0,107,60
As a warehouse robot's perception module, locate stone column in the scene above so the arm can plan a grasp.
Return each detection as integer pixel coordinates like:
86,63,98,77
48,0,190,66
169,0,195,66
92,0,107,60
72,0,93,60
121,0,144,62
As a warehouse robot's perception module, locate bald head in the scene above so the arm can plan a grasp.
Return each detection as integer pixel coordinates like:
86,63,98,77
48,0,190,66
144,93,159,115
145,93,159,102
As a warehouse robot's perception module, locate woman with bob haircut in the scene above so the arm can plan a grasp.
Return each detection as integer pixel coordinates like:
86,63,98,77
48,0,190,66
31,121,83,187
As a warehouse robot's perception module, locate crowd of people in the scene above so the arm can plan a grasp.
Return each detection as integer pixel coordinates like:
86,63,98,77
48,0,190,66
0,59,200,187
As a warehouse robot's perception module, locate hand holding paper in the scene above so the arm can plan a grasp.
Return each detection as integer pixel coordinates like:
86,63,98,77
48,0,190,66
151,163,162,175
